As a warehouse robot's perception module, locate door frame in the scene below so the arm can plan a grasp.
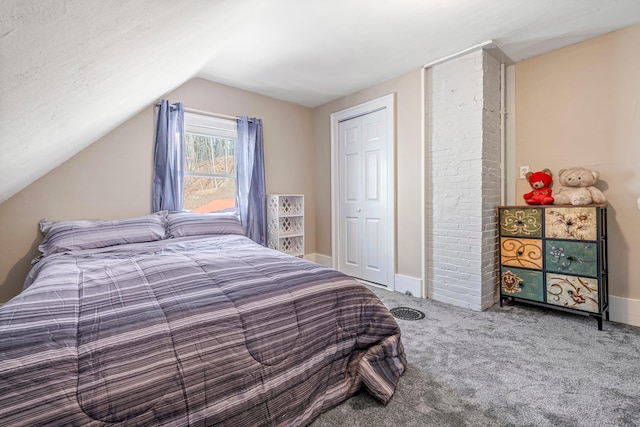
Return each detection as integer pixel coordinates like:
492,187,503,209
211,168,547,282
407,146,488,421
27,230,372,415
330,94,396,289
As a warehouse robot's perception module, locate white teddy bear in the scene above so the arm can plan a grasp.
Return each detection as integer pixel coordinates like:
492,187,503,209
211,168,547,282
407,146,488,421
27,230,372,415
553,167,606,205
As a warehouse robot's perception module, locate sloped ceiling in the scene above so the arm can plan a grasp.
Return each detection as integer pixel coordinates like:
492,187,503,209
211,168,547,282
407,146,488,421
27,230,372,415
1,0,640,203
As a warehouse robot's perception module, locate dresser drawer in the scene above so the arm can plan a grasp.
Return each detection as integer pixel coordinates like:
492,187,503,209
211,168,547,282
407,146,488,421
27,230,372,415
499,208,542,238
500,237,543,270
546,273,599,313
545,207,597,241
545,240,597,277
500,267,544,302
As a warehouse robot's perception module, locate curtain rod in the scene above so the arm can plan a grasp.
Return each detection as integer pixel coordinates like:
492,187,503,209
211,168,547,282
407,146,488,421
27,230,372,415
156,102,253,122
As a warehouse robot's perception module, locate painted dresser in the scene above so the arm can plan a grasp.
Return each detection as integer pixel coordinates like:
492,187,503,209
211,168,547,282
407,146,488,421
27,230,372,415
497,204,609,329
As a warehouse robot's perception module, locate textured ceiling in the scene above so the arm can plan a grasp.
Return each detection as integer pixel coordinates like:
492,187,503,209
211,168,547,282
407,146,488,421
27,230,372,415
1,0,640,203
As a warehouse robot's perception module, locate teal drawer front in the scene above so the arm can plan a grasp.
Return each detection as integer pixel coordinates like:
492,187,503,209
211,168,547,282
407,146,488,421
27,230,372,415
500,267,544,302
545,240,597,277
499,208,542,238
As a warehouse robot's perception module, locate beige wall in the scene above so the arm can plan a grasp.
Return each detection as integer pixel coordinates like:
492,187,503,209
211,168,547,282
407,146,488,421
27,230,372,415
312,69,423,279
0,78,314,303
3,25,637,304
515,24,640,300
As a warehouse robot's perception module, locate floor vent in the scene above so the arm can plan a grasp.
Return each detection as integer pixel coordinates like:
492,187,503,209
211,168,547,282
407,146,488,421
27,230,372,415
390,307,425,321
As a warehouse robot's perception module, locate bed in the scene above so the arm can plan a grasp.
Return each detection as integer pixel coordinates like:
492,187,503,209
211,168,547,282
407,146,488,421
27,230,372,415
0,211,406,426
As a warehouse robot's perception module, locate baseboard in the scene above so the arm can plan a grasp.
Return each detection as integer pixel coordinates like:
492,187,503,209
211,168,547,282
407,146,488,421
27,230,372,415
306,255,422,298
394,274,423,298
609,296,640,327
308,253,333,267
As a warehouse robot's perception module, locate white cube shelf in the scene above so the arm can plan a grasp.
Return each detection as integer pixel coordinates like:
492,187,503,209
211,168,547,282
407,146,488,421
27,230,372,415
267,194,304,257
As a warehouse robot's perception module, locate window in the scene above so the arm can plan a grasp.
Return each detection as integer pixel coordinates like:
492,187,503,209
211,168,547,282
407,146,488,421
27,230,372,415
183,112,237,213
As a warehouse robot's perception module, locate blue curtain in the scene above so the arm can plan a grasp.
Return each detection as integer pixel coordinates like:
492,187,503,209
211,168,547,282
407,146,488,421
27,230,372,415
152,100,184,212
236,117,266,245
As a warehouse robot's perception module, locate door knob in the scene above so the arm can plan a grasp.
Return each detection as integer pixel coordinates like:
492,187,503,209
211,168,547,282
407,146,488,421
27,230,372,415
357,208,362,212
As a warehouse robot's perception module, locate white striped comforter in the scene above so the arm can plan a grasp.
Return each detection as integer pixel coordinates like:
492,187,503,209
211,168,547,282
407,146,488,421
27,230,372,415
0,235,406,426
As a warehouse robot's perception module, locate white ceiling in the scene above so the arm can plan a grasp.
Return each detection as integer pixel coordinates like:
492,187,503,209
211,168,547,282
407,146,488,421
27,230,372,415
1,0,640,203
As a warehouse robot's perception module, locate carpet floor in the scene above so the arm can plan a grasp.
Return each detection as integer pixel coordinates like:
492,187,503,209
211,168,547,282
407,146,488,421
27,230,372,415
312,285,640,427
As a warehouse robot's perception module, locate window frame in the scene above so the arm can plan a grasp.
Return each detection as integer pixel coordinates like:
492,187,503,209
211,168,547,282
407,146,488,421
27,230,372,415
183,112,238,212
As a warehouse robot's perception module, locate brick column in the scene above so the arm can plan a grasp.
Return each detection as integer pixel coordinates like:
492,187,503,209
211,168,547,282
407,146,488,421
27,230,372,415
425,49,501,310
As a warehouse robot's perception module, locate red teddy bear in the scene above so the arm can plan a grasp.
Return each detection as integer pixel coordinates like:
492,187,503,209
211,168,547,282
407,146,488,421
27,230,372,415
523,169,554,205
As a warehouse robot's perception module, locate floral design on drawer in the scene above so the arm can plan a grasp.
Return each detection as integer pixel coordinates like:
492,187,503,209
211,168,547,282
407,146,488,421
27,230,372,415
501,267,544,302
545,207,597,241
499,208,542,238
546,273,599,313
545,240,597,277
500,237,543,270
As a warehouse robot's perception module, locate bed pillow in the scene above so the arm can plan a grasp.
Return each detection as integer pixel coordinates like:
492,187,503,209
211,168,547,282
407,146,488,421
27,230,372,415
167,211,245,238
38,211,168,256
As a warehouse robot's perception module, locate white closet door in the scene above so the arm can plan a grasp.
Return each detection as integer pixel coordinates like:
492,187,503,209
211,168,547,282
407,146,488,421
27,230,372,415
338,109,388,285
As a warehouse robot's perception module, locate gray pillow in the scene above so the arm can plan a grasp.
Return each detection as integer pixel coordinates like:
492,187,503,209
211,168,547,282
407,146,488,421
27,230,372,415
167,211,245,238
38,211,168,256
